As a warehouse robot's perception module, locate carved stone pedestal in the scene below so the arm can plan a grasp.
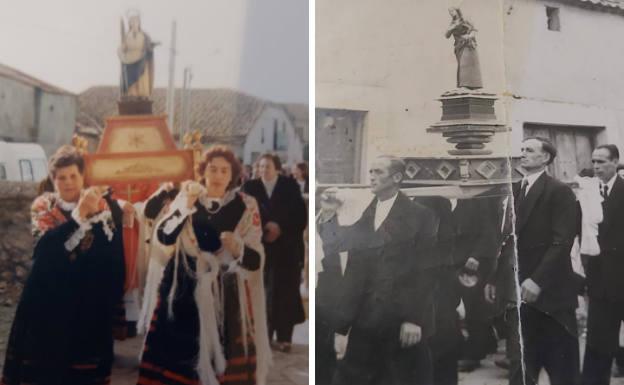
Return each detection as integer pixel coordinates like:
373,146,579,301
427,89,506,156
401,89,521,197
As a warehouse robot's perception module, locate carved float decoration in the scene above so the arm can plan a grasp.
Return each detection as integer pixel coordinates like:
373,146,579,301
82,114,197,203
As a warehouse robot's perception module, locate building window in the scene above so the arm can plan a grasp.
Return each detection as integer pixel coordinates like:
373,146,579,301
546,6,560,31
261,127,265,144
275,123,288,151
19,160,33,181
0,164,6,180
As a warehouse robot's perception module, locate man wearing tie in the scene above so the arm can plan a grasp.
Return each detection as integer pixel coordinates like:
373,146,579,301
582,144,624,385
511,137,580,385
318,155,439,385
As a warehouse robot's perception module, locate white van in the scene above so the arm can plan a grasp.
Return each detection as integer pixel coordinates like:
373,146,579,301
0,141,48,182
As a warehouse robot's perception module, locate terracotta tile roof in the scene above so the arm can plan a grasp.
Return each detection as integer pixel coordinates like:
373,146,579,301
77,86,271,139
0,62,74,95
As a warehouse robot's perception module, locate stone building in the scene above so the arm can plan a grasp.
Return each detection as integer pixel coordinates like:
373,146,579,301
0,63,77,156
77,86,306,166
316,0,624,183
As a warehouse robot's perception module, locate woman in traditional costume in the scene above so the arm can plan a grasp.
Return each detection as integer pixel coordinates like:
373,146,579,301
1,145,125,385
137,146,271,385
135,182,179,338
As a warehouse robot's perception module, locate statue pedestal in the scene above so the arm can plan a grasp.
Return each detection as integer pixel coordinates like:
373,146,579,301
84,114,195,202
427,89,506,155
402,156,520,186
118,97,153,115
398,155,522,199
399,88,521,197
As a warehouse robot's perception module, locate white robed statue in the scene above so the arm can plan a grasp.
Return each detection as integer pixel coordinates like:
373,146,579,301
118,10,157,98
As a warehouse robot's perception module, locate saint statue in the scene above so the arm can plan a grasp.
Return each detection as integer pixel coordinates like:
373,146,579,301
445,7,483,89
118,10,157,98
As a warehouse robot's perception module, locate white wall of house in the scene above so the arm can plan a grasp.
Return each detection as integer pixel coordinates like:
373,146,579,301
0,76,76,157
316,0,508,181
317,0,624,181
503,0,624,155
243,106,304,166
0,77,36,142
37,92,77,156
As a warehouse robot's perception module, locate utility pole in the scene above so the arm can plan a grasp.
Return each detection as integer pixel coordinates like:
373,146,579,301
179,67,193,146
185,68,193,135
166,20,177,136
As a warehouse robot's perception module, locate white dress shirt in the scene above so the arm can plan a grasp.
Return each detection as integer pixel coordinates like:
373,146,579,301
374,193,398,231
522,169,546,196
449,198,458,212
501,196,510,233
600,174,617,197
262,177,278,198
297,180,306,194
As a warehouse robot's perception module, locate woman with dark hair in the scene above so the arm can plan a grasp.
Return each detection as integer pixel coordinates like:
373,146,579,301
137,145,270,385
292,162,309,195
242,153,307,352
36,176,54,195
1,145,125,385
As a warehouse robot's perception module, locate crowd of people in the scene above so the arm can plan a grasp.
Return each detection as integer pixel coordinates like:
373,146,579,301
0,145,308,385
317,138,624,385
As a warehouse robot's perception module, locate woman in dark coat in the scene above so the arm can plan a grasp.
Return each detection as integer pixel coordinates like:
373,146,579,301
1,145,125,385
242,154,307,352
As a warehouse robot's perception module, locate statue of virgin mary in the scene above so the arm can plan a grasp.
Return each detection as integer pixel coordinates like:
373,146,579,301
118,10,156,98
445,7,483,89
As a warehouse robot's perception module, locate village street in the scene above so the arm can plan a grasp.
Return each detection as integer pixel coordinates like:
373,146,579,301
0,305,308,385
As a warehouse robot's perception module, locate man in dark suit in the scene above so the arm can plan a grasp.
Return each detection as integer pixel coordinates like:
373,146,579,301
242,153,307,351
483,188,521,375
318,155,439,385
414,195,499,383
582,144,624,385
448,197,499,373
504,137,580,385
316,192,360,385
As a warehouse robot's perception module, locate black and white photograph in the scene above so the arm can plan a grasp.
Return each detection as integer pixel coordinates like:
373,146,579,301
315,1,624,384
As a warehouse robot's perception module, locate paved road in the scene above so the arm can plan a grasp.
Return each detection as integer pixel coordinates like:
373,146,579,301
459,341,624,385
111,335,308,385
0,305,308,385
113,321,308,385
0,305,14,369
4,303,624,385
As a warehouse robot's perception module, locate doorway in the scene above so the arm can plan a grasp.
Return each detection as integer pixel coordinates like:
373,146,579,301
523,123,602,182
